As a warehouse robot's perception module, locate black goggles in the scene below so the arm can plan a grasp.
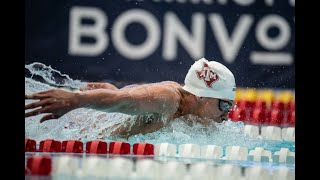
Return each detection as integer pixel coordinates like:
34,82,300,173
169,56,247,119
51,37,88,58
218,99,234,112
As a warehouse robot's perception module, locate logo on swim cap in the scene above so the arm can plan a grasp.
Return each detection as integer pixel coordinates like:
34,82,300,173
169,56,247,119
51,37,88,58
196,62,219,88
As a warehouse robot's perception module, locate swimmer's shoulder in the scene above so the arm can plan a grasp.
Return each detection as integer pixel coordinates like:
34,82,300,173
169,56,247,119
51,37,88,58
158,81,182,88
157,81,183,99
149,81,182,95
141,81,182,99
127,81,182,98
124,81,181,88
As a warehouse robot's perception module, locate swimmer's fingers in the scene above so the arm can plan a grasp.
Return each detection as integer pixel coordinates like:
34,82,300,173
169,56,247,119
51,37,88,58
25,106,51,118
25,99,51,110
40,114,61,123
25,91,52,99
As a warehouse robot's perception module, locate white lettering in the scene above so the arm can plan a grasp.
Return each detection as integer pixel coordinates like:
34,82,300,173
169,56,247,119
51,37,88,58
265,0,274,6
112,9,161,60
163,12,205,61
200,71,206,77
233,0,255,6
68,6,108,56
217,0,227,5
250,52,293,65
128,0,294,6
209,14,253,63
256,15,290,50
205,70,211,81
67,6,294,65
190,0,213,4
290,0,295,7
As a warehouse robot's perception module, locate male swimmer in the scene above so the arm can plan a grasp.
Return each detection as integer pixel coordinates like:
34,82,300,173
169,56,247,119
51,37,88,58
25,58,236,138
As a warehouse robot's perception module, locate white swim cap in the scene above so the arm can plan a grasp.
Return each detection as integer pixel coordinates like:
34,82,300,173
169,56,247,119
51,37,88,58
182,57,236,100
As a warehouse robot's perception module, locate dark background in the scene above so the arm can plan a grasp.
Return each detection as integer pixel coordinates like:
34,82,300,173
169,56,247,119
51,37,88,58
25,0,295,89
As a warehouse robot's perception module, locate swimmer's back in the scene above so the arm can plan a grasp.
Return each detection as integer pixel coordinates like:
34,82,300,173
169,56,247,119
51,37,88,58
122,81,182,90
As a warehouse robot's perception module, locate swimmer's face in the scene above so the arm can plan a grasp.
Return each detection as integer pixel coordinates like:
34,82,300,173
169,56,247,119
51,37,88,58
195,97,233,123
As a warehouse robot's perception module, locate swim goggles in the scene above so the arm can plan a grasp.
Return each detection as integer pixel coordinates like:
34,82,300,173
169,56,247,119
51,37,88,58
218,99,234,113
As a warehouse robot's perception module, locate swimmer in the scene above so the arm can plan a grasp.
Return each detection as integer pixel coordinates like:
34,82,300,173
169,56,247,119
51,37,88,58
25,58,236,138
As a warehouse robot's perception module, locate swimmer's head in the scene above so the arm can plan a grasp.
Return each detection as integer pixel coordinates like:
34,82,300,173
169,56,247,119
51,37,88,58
182,58,236,123
182,57,236,101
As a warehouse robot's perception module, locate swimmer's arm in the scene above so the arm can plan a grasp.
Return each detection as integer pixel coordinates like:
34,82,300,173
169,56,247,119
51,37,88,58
78,85,180,115
80,82,118,91
25,85,180,122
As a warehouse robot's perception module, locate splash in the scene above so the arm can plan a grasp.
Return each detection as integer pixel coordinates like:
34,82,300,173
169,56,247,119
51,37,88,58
25,62,85,90
25,62,294,153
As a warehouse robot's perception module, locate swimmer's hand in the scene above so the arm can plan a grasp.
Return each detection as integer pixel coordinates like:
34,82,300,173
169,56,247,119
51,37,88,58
80,82,117,91
25,89,80,123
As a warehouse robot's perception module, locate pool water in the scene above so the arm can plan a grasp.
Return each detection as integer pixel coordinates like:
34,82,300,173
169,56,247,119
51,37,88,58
25,62,295,175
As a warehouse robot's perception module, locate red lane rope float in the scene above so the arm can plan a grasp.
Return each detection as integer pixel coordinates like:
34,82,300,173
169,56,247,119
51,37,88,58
39,139,61,152
251,108,269,125
236,99,254,110
269,109,285,126
109,141,130,154
230,108,247,122
254,99,267,111
133,142,154,155
26,154,51,176
25,139,36,152
287,100,295,111
287,110,295,126
86,140,108,154
62,140,83,153
271,100,286,111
